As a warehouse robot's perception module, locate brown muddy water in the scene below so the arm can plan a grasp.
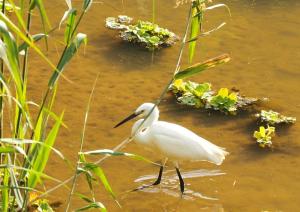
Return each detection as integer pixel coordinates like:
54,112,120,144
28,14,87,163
27,0,300,211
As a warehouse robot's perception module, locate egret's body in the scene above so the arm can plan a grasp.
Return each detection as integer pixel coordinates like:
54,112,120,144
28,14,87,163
115,103,228,193
133,119,227,165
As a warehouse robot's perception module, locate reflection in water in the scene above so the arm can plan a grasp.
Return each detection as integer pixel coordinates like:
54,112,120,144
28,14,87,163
134,169,225,201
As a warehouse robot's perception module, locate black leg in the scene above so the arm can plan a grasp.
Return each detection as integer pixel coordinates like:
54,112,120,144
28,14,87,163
175,167,184,194
152,165,163,185
132,165,164,191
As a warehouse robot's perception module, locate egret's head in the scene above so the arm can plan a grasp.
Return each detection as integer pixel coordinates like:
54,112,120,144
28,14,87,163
135,103,156,118
114,103,158,128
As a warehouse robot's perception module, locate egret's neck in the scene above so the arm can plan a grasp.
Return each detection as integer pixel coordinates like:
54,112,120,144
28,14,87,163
143,107,159,127
131,107,159,136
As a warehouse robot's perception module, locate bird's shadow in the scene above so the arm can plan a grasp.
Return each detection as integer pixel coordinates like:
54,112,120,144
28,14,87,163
131,169,225,201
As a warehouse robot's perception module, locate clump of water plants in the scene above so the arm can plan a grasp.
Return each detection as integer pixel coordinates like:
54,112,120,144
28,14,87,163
253,126,275,148
171,79,212,108
207,88,238,114
252,111,296,148
255,110,296,125
28,192,55,212
106,15,132,30
105,15,179,50
170,79,258,114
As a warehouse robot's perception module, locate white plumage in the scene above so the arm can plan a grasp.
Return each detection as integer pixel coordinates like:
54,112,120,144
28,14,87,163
115,102,228,193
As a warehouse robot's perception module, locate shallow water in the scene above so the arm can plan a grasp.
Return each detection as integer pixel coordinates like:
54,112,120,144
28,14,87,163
28,0,300,211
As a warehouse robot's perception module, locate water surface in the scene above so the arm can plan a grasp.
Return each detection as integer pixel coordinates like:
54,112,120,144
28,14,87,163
28,0,300,211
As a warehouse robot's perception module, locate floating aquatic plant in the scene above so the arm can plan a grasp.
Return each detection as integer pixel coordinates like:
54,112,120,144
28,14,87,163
253,126,275,148
255,110,296,125
170,80,258,114
105,15,179,50
28,192,55,212
207,88,238,114
171,79,212,108
105,15,132,30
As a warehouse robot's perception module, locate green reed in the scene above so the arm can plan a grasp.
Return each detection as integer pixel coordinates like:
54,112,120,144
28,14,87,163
0,0,92,210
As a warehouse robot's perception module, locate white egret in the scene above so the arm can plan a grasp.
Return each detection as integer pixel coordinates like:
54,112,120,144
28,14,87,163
114,103,229,194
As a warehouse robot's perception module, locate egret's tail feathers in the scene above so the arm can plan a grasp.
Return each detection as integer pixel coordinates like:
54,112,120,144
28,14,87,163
205,144,229,165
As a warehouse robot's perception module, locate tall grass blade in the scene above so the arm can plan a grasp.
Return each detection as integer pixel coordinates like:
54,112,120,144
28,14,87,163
75,202,107,212
1,160,9,212
81,149,159,165
18,33,47,53
81,163,116,201
0,12,57,71
0,146,15,153
65,75,98,211
59,0,72,29
7,156,24,209
82,0,93,12
27,112,64,188
0,164,63,184
29,0,51,49
6,0,27,32
174,54,230,79
48,33,87,88
0,21,22,97
189,1,201,63
64,9,77,44
204,3,231,15
0,138,65,160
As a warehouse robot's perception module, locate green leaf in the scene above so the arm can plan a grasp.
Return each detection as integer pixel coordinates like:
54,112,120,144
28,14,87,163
48,33,87,88
76,193,94,203
76,202,106,212
189,3,201,63
174,54,231,80
29,0,51,49
64,9,77,44
81,149,159,165
18,33,47,53
0,146,15,153
0,21,22,97
1,165,9,212
28,112,64,188
0,12,58,71
186,36,198,43
82,0,93,12
82,163,116,200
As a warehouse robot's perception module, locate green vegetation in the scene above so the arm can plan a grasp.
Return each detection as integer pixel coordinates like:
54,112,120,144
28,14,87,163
208,88,238,114
256,110,296,125
0,0,125,211
170,79,258,114
253,126,275,148
170,78,296,148
1,0,295,210
106,15,179,50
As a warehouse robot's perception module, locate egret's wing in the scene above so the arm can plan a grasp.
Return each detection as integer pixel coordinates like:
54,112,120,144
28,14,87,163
150,121,228,165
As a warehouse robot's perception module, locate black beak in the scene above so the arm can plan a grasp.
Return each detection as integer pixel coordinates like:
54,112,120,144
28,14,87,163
114,112,140,128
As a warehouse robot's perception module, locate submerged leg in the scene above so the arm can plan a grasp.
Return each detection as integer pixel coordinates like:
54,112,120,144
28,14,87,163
152,165,163,185
132,165,164,192
175,167,185,194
